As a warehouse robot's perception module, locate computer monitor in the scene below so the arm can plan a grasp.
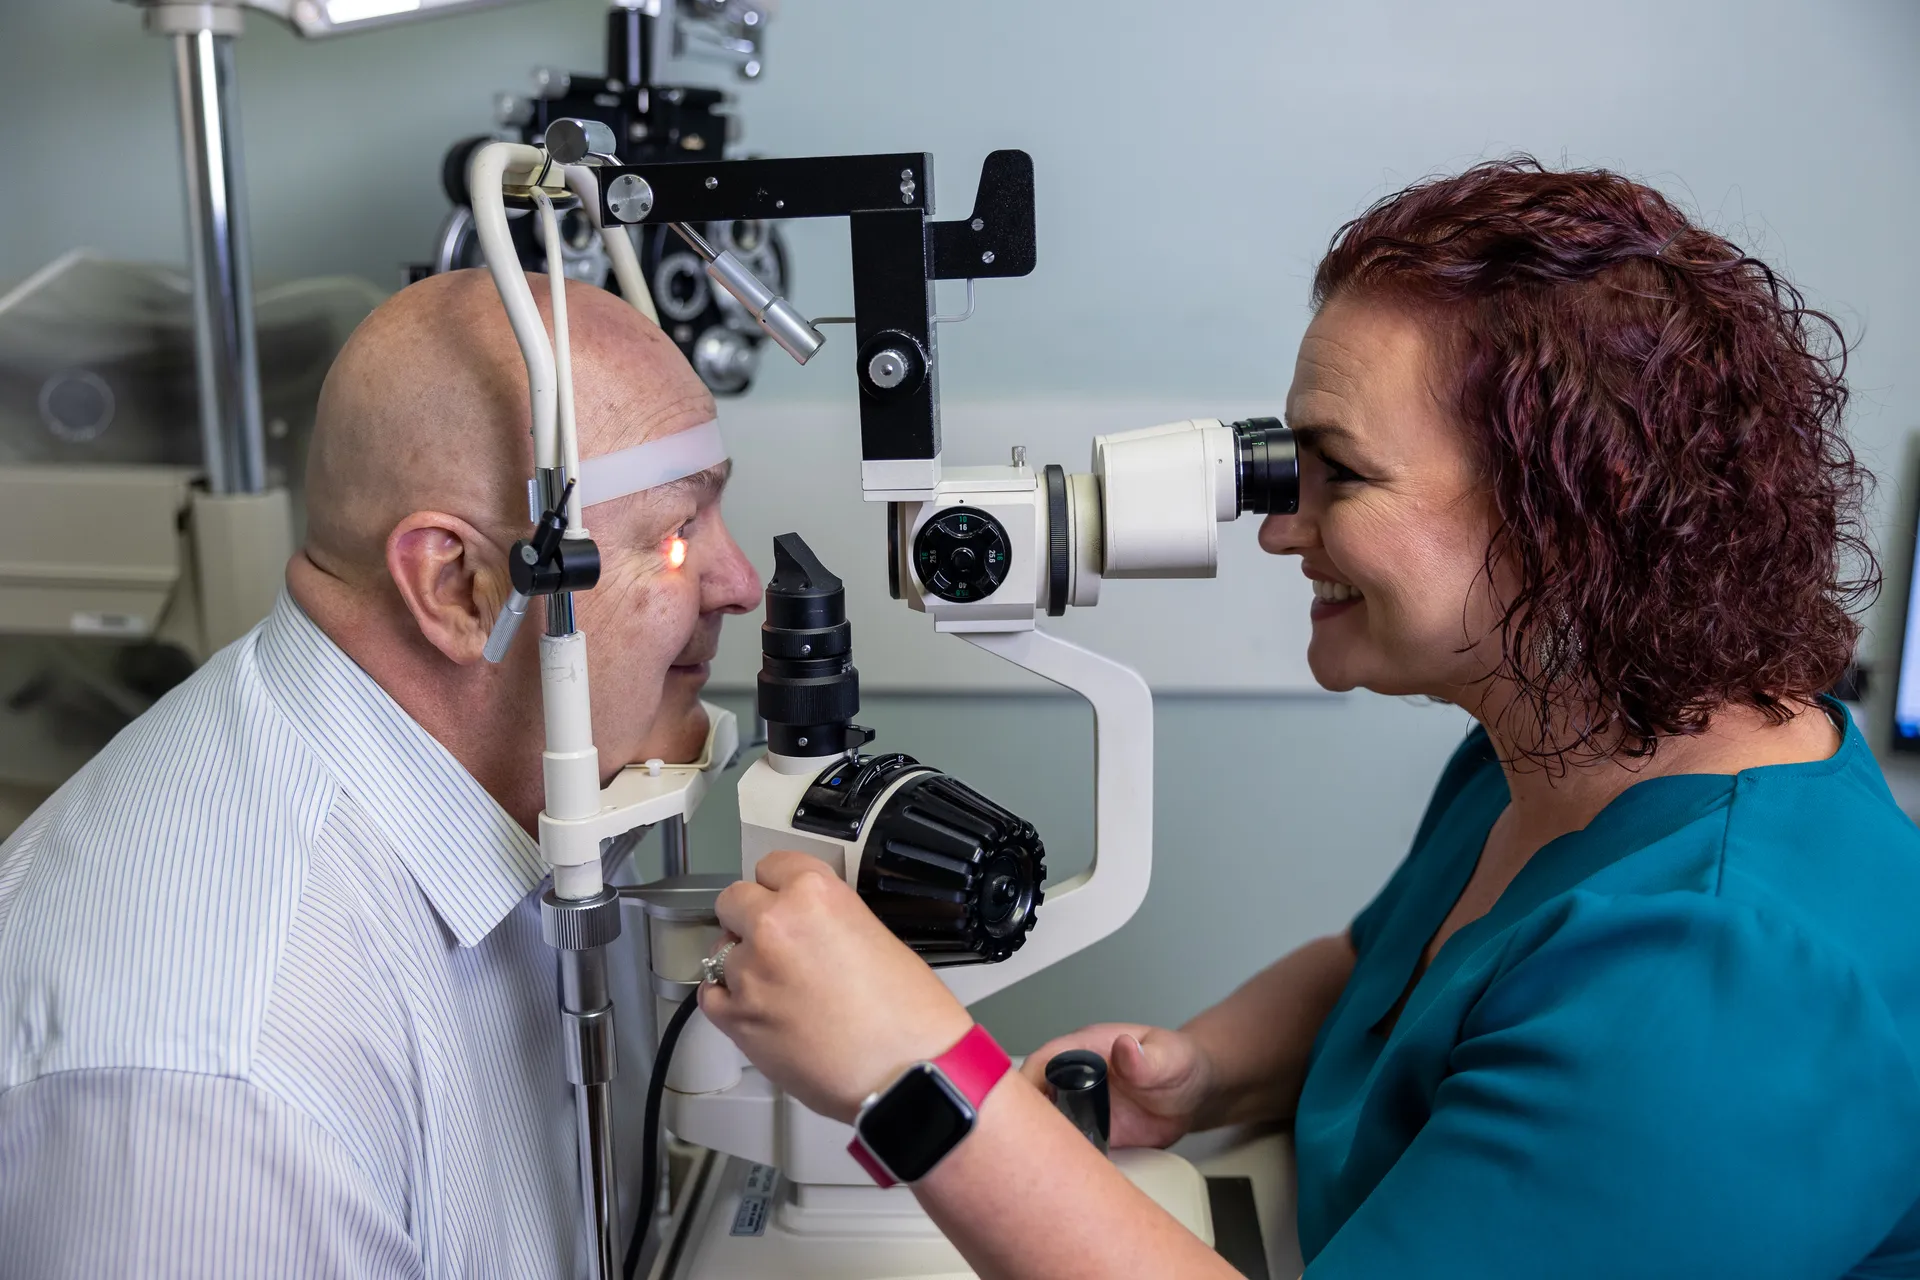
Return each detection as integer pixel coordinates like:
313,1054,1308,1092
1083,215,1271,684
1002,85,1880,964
1891,492,1920,750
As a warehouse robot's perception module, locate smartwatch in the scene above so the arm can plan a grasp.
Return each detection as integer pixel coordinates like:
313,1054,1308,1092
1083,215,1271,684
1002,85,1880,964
847,1024,1012,1188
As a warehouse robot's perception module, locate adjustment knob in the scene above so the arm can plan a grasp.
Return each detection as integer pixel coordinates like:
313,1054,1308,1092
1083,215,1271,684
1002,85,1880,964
857,773,1045,964
913,508,1011,603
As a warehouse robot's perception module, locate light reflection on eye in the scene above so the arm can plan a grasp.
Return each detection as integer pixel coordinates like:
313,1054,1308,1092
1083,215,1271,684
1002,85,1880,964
667,536,688,569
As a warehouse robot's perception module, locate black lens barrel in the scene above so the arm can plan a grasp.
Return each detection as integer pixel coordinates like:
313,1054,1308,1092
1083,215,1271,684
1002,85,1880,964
759,533,861,757
858,772,1046,964
1229,417,1299,515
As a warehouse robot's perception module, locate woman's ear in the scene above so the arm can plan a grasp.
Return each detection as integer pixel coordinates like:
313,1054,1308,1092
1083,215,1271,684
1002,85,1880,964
386,511,508,664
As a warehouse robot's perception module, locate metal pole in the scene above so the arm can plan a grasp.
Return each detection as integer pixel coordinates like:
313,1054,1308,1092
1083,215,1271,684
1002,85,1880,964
573,1077,621,1280
660,814,689,878
546,895,626,1280
607,1,658,89
562,948,622,1280
654,804,691,1238
164,16,266,495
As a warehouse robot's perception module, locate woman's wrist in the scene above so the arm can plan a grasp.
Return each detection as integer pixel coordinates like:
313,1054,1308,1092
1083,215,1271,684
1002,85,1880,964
837,1006,977,1124
912,1065,1030,1195
913,1072,1236,1278
1178,932,1359,1131
1178,1016,1258,1131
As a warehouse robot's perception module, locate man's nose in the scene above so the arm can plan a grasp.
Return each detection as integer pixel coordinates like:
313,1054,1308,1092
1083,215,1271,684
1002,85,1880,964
703,524,762,614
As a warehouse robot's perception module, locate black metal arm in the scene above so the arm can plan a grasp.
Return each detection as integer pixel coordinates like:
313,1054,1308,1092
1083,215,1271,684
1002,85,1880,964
596,149,1037,469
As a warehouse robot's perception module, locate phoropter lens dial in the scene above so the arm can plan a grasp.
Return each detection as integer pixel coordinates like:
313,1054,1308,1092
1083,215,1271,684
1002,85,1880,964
913,508,1011,603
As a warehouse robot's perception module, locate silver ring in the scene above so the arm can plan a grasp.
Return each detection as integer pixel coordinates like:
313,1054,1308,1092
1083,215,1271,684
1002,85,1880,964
701,940,737,989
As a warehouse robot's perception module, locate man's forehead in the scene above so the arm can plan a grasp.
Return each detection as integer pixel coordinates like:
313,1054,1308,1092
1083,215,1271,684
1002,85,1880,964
598,391,715,454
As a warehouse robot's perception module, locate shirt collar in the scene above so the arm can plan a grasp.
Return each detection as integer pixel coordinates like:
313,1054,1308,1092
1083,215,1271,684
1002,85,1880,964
253,590,548,947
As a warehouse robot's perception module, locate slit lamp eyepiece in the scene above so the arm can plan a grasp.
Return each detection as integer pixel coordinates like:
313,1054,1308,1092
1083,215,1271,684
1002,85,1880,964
1230,417,1299,515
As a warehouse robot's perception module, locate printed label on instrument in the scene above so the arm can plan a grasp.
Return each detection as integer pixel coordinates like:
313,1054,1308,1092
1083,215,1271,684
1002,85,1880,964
729,1163,781,1237
70,611,145,636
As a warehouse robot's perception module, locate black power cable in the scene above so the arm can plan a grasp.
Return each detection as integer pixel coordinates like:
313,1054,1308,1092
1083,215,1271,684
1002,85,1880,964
622,989,704,1280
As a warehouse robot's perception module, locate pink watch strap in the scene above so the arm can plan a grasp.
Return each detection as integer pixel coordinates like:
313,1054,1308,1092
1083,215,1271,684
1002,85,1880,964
847,1135,898,1188
934,1023,1013,1109
848,1023,1011,1187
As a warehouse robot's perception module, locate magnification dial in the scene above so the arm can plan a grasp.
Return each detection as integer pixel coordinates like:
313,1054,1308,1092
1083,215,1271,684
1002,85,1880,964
913,508,1011,603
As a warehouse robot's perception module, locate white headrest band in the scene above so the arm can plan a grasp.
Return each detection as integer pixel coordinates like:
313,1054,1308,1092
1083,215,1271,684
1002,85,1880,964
528,419,729,518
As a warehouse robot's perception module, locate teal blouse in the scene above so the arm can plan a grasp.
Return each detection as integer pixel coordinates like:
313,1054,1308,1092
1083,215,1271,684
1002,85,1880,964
1294,703,1920,1277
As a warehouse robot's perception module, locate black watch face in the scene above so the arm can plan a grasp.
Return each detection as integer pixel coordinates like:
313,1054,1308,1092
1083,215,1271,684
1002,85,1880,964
859,1064,975,1183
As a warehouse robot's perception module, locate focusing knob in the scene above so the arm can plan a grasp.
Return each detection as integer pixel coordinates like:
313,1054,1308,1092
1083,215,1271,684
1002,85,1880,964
913,508,1011,603
858,773,1046,964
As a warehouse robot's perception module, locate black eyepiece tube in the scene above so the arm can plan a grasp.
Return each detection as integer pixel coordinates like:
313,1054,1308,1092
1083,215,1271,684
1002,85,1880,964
759,533,861,758
1229,417,1299,515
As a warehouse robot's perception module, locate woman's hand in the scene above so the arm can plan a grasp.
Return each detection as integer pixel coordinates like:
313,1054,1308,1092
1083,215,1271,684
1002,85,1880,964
698,849,975,1126
1020,1023,1217,1149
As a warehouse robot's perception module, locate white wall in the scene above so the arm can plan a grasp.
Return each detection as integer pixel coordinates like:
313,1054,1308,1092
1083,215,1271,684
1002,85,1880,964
3,0,1915,1048
6,2,1915,438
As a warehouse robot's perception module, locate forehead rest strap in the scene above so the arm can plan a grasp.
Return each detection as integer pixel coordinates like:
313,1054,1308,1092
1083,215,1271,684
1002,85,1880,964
528,419,729,517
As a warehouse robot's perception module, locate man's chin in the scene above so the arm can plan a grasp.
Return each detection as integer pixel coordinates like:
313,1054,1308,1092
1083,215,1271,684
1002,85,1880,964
636,696,712,764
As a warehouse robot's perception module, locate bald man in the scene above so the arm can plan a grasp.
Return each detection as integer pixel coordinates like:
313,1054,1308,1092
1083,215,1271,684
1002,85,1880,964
0,271,760,1278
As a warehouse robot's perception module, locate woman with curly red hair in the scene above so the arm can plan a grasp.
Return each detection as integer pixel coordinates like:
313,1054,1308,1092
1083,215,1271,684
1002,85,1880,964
692,159,1920,1278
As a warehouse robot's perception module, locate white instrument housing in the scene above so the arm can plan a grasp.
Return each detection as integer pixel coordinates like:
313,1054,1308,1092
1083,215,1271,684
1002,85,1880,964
1095,418,1242,578
889,418,1249,633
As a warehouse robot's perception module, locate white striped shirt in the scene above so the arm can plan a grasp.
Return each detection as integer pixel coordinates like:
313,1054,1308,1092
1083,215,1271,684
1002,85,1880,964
0,591,652,1278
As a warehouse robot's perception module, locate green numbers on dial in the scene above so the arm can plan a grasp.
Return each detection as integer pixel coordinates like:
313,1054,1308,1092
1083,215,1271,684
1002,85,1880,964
912,508,1012,603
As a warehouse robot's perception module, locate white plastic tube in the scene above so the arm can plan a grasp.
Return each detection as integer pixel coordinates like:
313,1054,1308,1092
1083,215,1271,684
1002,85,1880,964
532,189,586,535
561,164,659,325
474,147,606,895
469,142,559,471
603,226,658,326
539,631,604,898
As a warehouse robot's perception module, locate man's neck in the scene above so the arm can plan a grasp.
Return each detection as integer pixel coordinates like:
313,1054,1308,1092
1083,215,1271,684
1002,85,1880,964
286,552,547,835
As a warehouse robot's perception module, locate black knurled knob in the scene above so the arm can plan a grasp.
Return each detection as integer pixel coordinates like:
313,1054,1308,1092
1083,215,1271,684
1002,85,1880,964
856,773,1045,964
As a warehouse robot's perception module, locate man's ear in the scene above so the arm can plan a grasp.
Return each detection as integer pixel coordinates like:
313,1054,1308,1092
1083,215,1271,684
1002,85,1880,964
386,511,508,665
